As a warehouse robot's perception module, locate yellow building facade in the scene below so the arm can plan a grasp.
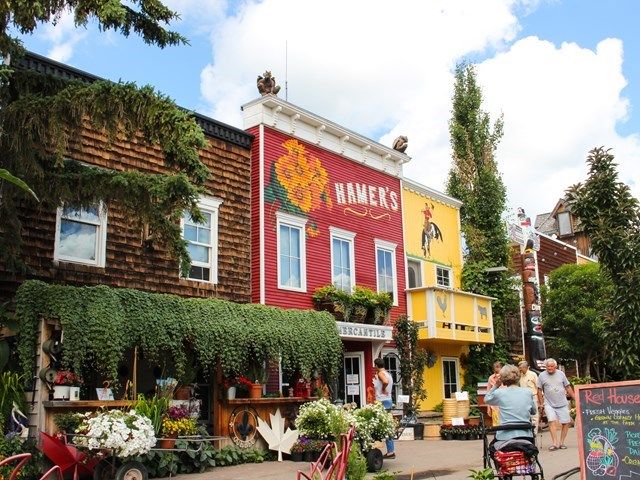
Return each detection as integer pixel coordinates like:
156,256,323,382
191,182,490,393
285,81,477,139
402,179,494,410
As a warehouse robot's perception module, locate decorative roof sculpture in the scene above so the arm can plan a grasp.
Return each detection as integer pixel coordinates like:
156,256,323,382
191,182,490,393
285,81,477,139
392,135,408,153
257,71,281,96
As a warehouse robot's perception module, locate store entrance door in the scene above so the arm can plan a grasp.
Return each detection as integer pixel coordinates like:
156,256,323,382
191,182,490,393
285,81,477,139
343,352,365,407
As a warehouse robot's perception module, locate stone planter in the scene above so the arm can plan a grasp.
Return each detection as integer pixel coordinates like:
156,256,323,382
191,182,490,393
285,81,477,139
53,385,70,400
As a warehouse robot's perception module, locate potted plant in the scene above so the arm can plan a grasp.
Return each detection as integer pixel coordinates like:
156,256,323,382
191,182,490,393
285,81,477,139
175,349,198,400
160,405,198,449
312,285,351,321
440,424,454,440
133,394,169,437
53,370,82,400
290,438,306,462
247,361,269,399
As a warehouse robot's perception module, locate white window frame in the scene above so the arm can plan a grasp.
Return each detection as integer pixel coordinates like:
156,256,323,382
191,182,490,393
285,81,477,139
54,202,107,267
442,357,460,400
276,212,307,292
435,265,453,288
181,196,222,283
330,227,356,292
382,349,403,406
407,258,422,289
375,239,398,307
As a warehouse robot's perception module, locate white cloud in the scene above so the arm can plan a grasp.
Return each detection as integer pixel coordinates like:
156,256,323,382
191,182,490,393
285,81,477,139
477,36,640,216
200,0,640,219
41,9,87,62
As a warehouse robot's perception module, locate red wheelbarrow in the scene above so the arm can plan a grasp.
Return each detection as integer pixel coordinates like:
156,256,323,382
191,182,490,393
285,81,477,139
39,432,100,480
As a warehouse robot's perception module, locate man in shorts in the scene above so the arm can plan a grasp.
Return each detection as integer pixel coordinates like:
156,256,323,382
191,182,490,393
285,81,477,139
536,358,575,450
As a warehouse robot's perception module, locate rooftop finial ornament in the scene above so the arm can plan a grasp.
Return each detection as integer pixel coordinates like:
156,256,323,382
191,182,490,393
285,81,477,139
257,71,281,96
392,135,408,153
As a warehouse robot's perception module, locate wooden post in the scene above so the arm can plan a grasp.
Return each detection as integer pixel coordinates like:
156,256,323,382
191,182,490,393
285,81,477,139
133,346,137,399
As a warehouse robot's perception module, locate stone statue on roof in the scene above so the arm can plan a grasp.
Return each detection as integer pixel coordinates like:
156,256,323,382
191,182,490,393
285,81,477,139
257,71,281,96
392,135,408,153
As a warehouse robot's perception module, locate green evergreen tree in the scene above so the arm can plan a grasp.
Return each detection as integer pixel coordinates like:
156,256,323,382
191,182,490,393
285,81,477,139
446,63,516,387
566,146,640,379
0,2,207,274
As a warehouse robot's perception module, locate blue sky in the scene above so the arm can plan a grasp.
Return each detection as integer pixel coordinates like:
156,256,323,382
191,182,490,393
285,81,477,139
16,0,640,218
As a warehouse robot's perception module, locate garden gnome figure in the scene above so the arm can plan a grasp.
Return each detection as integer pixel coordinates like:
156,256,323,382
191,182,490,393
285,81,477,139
257,71,281,96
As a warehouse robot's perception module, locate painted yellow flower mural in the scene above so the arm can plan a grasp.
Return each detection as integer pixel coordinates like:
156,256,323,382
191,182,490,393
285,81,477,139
266,139,332,235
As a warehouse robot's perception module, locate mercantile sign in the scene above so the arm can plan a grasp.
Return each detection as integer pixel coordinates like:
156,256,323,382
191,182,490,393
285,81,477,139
336,322,393,341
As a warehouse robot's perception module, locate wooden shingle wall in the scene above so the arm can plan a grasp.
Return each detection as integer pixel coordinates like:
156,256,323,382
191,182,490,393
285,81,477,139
1,124,252,303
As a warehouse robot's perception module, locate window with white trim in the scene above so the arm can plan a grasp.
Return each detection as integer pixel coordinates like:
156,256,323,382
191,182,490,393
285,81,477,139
54,203,107,267
277,212,307,291
442,357,459,400
407,259,422,288
436,265,452,288
375,239,398,306
330,227,356,292
181,197,222,283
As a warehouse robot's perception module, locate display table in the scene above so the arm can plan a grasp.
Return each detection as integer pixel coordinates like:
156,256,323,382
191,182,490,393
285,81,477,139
43,400,135,434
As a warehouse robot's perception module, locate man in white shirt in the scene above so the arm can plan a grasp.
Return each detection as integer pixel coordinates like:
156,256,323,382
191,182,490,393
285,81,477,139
373,358,395,459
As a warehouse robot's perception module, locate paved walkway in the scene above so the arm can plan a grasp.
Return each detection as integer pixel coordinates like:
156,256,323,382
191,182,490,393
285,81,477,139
175,428,580,479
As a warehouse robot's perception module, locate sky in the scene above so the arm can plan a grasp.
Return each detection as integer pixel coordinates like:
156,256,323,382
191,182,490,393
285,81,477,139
16,0,640,222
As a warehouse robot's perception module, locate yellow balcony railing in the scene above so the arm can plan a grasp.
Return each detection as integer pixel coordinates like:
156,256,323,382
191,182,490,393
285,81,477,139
407,286,494,344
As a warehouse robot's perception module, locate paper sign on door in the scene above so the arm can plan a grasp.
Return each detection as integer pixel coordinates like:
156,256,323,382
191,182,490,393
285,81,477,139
346,374,359,384
347,385,359,395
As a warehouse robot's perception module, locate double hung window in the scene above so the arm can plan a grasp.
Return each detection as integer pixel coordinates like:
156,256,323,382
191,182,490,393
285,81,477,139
182,197,222,282
54,203,107,267
330,227,356,292
277,212,307,291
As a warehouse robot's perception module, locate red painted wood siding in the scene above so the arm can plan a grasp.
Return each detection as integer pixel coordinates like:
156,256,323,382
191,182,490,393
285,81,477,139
251,127,406,320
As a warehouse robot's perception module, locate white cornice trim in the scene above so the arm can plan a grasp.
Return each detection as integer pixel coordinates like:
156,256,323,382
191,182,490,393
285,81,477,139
241,95,410,178
402,177,463,208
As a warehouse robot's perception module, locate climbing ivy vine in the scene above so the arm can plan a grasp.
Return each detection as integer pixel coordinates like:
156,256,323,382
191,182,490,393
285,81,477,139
15,281,343,385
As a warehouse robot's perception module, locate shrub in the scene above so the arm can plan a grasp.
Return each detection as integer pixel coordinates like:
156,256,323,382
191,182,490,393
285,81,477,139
0,437,44,480
53,412,84,433
346,446,367,480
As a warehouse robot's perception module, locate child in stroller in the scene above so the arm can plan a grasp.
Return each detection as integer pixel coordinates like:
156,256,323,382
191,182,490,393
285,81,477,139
482,364,544,479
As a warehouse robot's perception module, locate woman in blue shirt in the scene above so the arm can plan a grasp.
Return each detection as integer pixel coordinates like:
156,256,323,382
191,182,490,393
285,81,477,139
484,364,537,441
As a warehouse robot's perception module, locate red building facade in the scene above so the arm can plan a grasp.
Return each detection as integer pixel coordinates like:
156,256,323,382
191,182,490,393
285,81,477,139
243,96,410,405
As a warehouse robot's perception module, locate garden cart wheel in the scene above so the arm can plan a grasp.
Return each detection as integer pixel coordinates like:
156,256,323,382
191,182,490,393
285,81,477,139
366,448,383,472
115,461,148,480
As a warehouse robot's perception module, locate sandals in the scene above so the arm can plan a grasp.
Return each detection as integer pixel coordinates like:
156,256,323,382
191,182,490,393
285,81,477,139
383,453,396,459
548,445,559,451
559,445,567,449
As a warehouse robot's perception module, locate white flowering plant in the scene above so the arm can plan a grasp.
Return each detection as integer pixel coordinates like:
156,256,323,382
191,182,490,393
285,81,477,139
295,398,353,440
74,409,156,458
352,402,396,451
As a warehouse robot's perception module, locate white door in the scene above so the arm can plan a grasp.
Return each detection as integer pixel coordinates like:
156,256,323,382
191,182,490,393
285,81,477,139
343,352,365,407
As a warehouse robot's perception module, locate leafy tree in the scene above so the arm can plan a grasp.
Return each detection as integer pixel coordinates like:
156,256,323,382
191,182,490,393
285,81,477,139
446,63,516,390
541,263,612,381
393,315,428,414
0,1,207,275
566,147,640,379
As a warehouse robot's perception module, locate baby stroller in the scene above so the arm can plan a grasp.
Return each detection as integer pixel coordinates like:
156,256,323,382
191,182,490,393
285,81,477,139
481,419,545,480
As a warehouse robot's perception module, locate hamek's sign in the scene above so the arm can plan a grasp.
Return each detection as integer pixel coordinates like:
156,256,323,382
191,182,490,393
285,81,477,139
333,182,399,221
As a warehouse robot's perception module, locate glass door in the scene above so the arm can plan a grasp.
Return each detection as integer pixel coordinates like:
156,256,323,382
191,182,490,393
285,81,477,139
343,353,364,407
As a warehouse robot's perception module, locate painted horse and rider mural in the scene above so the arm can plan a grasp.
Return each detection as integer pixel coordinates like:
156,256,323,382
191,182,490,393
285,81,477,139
421,202,443,257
